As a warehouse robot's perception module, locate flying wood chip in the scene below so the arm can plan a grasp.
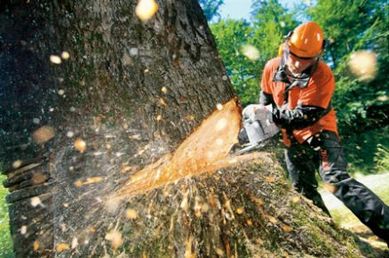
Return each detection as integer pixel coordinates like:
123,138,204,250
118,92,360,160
348,51,377,81
126,209,138,219
50,55,62,64
12,160,22,169
20,225,27,235
31,197,42,207
215,248,224,256
115,99,241,198
33,240,40,251
105,230,123,250
61,51,70,60
241,44,260,61
267,215,278,224
74,138,87,153
71,237,78,249
32,126,55,144
236,207,244,214
135,0,159,22
56,243,70,252
265,176,276,183
74,177,103,188
84,177,103,185
281,224,293,233
184,236,195,258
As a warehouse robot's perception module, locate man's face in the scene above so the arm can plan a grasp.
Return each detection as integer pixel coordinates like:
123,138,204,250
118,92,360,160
286,51,317,75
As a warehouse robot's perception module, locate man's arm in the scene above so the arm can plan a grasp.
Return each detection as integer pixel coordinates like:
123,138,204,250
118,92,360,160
272,105,329,129
259,59,277,106
273,62,335,130
259,91,275,106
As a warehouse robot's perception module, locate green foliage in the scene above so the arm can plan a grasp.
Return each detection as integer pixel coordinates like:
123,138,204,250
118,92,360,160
308,0,373,64
198,0,224,21
250,0,297,63
343,127,389,174
308,0,389,135
0,175,13,258
211,19,260,105
251,0,297,37
210,0,297,106
209,0,388,175
375,144,389,173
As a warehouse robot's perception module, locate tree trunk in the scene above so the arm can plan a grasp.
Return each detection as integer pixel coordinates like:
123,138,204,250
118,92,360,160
0,0,369,257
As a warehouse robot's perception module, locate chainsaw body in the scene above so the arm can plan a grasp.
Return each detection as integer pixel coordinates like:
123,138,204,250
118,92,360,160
237,104,280,154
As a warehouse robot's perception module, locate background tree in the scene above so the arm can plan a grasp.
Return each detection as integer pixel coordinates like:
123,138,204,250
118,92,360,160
199,0,224,21
308,0,389,172
210,0,388,175
210,19,258,105
211,0,297,106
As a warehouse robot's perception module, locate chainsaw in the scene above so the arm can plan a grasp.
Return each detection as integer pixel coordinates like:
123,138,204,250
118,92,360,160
235,104,280,155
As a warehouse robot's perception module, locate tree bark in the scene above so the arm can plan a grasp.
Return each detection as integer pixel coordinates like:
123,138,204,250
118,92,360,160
0,0,369,257
1,0,234,256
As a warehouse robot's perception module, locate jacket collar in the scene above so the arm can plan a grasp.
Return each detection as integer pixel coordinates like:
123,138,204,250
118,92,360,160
273,49,318,88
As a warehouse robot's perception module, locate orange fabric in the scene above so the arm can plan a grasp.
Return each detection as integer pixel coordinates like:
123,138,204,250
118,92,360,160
260,57,338,144
281,129,292,147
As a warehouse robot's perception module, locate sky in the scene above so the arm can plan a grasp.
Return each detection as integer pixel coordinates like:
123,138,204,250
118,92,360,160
219,0,252,20
219,0,297,20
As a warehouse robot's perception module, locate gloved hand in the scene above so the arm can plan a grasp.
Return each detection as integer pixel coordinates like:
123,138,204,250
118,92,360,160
272,104,290,127
272,108,282,126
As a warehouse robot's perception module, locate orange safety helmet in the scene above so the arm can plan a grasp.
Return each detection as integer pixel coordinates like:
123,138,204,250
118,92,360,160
287,21,324,58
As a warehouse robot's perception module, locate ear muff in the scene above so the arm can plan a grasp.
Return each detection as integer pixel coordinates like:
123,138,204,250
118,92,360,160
286,31,293,39
321,39,327,52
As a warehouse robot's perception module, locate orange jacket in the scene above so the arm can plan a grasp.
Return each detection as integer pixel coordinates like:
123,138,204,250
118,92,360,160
260,57,338,145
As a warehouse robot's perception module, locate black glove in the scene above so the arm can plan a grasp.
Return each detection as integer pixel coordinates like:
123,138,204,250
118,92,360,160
272,105,292,127
272,104,328,129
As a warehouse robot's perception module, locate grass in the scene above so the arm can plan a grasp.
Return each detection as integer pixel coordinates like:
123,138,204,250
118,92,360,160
0,174,14,258
343,127,389,175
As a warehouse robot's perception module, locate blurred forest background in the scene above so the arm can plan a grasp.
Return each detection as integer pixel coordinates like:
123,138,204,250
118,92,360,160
200,0,389,175
0,0,388,256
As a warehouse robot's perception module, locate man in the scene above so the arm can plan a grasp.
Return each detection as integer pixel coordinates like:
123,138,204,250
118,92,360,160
259,21,389,245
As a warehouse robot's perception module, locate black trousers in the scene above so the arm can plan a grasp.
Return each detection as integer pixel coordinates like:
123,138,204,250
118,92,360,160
284,130,389,243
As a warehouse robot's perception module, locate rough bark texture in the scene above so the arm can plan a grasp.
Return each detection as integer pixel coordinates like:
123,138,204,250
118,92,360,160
0,0,374,257
1,0,233,256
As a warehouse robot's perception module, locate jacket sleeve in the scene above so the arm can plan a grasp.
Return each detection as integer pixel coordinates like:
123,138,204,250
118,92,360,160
259,61,275,106
259,91,275,106
272,105,329,129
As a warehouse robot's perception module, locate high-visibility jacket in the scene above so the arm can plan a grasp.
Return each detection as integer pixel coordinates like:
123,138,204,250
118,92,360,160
260,57,338,145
